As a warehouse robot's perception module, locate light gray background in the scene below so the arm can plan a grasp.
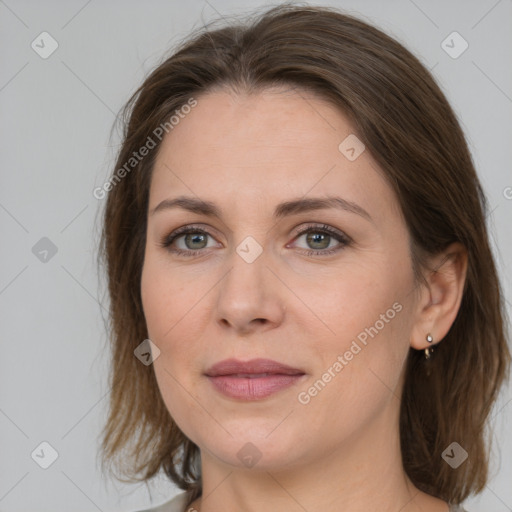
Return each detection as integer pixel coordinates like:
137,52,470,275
1,0,511,511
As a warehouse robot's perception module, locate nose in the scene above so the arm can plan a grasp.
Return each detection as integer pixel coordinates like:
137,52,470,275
214,243,286,336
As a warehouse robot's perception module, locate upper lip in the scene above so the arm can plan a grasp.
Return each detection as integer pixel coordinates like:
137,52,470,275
205,358,305,377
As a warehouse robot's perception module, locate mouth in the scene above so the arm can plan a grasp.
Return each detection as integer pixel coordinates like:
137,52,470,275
222,373,295,378
204,358,306,400
205,358,305,377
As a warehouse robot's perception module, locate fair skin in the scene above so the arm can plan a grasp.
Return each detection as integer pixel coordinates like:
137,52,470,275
140,87,467,512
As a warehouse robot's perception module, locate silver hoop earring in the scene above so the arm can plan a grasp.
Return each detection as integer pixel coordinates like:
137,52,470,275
424,334,434,360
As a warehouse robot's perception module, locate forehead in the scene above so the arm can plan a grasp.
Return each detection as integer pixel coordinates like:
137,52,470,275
150,87,396,220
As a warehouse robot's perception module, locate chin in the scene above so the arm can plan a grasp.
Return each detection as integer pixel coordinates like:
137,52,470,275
196,424,309,471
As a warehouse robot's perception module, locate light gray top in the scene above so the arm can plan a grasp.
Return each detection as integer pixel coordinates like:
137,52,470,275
136,491,189,512
135,492,468,512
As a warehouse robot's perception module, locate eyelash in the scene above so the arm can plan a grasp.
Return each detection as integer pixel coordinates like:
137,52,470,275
159,223,351,258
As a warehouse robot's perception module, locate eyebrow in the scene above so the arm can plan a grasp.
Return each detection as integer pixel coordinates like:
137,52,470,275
150,195,373,222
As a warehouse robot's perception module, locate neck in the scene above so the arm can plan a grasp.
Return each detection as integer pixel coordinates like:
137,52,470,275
187,398,448,512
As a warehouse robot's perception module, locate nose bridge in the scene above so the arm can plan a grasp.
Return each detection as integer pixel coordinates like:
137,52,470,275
222,236,269,304
215,235,284,331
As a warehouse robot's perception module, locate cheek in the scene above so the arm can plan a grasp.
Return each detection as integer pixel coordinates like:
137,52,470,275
141,265,201,381
140,255,189,339
299,263,412,413
300,260,409,353
140,258,206,420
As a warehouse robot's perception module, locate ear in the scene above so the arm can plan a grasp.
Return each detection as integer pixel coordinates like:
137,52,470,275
410,242,468,350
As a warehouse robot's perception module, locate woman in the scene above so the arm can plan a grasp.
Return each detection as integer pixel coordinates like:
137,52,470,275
98,5,510,512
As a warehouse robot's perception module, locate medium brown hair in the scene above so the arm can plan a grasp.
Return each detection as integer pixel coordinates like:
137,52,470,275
98,3,510,506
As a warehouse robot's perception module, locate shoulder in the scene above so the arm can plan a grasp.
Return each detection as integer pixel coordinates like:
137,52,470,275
449,505,469,512
134,491,190,512
134,494,470,512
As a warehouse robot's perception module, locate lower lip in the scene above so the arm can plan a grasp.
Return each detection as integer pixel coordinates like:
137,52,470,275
206,374,305,400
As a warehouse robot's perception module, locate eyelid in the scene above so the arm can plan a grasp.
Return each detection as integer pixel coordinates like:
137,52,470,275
160,223,220,248
162,223,218,239
165,222,349,240
160,222,351,256
287,223,351,254
290,222,351,242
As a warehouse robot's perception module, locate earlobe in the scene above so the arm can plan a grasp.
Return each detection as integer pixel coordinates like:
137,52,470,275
410,242,468,351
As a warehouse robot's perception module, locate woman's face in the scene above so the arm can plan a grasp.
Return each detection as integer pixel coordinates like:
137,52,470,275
141,87,420,471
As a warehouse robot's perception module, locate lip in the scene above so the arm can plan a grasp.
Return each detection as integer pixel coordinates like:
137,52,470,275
205,358,305,377
205,358,306,401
